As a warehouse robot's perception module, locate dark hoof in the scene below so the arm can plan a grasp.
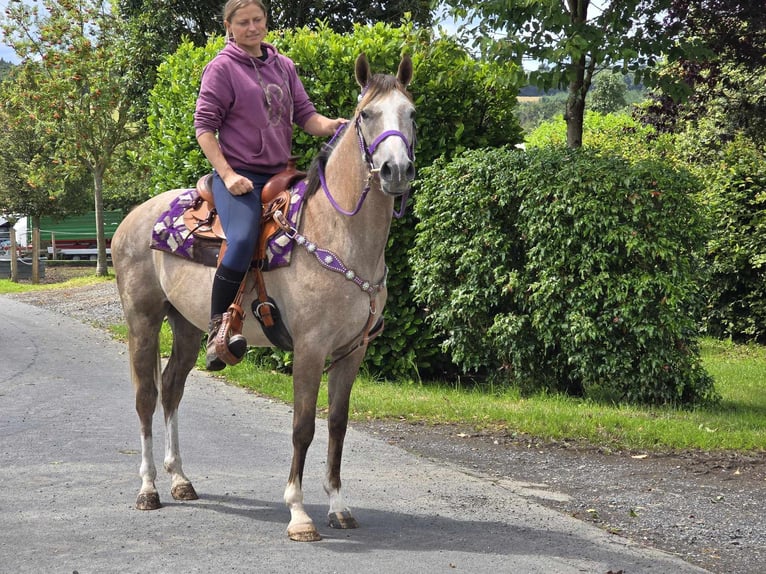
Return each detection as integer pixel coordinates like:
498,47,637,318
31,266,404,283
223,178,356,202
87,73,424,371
136,492,162,510
328,510,359,529
288,523,322,542
171,482,199,501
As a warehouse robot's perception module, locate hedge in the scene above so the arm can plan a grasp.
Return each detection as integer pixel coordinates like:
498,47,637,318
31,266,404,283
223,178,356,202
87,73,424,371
412,145,718,406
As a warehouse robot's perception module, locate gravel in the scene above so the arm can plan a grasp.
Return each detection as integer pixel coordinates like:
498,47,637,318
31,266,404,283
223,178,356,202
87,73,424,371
5,267,765,574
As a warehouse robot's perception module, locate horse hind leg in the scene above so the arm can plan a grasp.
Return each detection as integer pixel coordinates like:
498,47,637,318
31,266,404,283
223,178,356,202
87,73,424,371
128,314,165,510
324,349,365,530
162,307,203,502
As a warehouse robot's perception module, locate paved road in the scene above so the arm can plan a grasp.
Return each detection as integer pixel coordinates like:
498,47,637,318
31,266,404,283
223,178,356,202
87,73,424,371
0,298,709,573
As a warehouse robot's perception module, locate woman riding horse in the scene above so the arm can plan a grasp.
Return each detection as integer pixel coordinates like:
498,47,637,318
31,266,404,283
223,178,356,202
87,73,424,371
195,0,347,370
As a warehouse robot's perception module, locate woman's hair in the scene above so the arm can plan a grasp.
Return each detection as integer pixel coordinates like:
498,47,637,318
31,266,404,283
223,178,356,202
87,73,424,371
222,0,268,27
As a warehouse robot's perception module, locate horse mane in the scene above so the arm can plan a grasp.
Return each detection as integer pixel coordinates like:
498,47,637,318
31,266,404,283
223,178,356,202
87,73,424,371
304,72,413,200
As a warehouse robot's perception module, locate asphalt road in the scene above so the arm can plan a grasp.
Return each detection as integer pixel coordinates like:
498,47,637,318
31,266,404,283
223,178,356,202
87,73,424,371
0,298,709,574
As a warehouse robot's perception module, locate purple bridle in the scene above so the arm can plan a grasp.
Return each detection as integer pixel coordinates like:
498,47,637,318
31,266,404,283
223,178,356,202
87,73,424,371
318,114,415,219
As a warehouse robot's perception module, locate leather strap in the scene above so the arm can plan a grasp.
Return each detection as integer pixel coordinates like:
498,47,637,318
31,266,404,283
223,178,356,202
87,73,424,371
215,278,248,366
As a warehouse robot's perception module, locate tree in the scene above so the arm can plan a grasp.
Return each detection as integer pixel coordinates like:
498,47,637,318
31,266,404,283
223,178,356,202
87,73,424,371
636,0,766,145
444,0,702,147
1,0,145,276
0,58,13,79
0,63,91,282
588,71,627,114
268,1,432,32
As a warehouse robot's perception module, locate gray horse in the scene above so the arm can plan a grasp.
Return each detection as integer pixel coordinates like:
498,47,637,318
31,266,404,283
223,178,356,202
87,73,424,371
111,54,415,542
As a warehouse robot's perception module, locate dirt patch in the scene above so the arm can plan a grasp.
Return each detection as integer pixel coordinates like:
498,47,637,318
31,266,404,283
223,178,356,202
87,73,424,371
356,420,766,573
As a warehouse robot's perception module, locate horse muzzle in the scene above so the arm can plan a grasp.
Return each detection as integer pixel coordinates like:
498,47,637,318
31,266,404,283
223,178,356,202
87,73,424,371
377,158,416,196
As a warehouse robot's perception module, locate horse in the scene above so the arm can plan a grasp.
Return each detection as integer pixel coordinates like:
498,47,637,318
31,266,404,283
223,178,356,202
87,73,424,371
111,54,415,542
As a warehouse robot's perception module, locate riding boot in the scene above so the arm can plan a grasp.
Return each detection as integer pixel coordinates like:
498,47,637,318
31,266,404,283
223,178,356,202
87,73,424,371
205,315,226,371
205,265,248,370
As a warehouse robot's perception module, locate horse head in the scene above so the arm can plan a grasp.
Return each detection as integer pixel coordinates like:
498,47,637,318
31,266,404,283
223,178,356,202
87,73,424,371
353,53,416,198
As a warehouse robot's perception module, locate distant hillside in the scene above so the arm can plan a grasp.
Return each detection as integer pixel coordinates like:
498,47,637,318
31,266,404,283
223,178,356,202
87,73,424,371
0,59,15,81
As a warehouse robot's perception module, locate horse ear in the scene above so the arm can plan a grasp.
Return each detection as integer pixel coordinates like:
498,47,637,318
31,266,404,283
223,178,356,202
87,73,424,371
397,54,413,88
355,53,370,89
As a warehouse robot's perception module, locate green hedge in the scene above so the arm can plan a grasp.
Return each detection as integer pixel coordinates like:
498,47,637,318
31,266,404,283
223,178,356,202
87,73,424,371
690,136,766,342
412,145,718,406
145,22,524,379
529,111,766,344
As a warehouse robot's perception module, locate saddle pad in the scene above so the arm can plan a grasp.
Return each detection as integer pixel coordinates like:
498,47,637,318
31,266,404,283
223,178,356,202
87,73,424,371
150,183,307,269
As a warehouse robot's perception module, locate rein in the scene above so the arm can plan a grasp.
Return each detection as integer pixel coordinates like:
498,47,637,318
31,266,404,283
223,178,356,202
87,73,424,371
318,117,414,219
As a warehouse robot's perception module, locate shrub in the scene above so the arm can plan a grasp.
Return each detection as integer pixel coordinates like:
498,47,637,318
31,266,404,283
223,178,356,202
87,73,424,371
526,111,662,157
145,22,524,380
691,136,766,342
413,146,718,406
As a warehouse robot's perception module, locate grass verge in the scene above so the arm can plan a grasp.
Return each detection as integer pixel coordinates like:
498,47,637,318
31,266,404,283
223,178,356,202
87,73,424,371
210,337,766,454
5,276,765,454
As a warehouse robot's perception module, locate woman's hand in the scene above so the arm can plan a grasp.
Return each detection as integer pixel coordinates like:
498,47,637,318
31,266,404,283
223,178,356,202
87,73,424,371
196,131,253,196
325,117,348,136
304,114,348,138
222,172,254,196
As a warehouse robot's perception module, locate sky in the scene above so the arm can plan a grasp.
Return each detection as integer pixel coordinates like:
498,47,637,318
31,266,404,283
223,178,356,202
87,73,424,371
0,0,20,63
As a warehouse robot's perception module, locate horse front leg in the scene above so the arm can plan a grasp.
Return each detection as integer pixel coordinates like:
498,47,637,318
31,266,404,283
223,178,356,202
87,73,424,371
284,352,324,542
325,348,366,530
162,310,202,502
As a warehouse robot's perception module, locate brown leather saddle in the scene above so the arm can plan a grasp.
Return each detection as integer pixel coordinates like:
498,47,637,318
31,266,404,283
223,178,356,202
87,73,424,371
183,156,305,261
183,157,306,357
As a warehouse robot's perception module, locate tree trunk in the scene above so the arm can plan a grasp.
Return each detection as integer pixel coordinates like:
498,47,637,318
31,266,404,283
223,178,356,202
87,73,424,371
565,0,590,148
93,167,108,277
565,85,586,148
9,228,18,283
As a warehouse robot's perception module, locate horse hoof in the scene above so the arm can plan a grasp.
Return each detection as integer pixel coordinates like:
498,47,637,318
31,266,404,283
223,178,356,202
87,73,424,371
288,523,322,542
328,511,359,529
171,483,199,501
135,492,162,510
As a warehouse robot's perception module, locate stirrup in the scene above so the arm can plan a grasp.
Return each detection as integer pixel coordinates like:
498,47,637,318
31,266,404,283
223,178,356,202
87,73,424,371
214,310,248,366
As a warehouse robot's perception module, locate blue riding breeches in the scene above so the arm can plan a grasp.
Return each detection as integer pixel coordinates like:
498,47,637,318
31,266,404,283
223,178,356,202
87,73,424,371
211,169,270,273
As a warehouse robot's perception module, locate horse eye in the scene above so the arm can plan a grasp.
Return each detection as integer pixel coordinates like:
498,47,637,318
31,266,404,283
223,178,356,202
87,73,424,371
359,109,370,121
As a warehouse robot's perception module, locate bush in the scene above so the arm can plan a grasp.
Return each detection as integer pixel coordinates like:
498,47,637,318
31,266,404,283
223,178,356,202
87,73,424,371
145,22,524,380
690,136,766,342
526,111,664,157
413,146,718,406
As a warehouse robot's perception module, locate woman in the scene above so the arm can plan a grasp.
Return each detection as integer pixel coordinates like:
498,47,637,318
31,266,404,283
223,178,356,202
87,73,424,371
195,0,346,370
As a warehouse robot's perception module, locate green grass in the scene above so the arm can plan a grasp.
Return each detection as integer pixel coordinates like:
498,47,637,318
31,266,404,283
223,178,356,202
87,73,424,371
203,337,766,454
0,274,113,293
5,277,766,453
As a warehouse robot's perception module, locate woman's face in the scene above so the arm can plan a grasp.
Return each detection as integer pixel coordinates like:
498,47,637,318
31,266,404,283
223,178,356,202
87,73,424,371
226,3,268,56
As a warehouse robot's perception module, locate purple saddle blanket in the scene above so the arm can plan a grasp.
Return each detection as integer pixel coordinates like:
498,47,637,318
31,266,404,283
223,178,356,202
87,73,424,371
150,181,307,269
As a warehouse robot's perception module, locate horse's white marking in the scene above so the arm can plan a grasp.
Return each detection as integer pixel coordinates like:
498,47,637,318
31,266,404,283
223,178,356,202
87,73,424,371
139,435,157,494
164,411,191,489
284,480,313,529
324,481,349,515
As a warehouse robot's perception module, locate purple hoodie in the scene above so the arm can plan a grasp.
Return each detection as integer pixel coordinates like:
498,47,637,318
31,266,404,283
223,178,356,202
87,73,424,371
194,42,317,174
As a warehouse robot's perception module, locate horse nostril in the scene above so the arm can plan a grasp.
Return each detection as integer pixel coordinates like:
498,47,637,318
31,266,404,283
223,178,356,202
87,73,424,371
379,162,393,182
406,162,415,181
